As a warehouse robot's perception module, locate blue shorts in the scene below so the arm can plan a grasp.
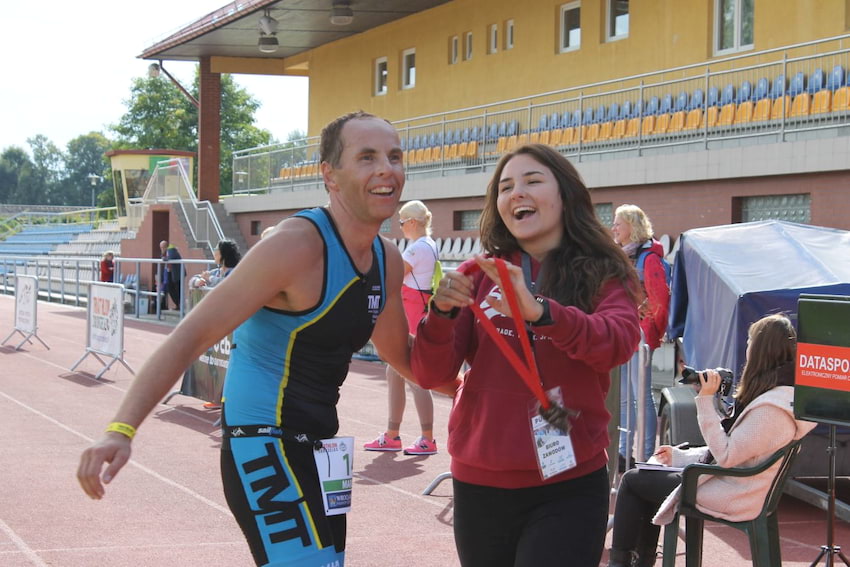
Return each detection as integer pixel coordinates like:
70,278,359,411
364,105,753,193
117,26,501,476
221,435,346,566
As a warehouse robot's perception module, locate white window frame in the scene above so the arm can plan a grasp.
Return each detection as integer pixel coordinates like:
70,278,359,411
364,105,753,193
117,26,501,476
374,57,387,96
559,2,581,53
401,48,416,89
505,19,515,50
450,35,459,64
606,0,629,42
713,0,754,56
488,24,498,54
464,31,473,60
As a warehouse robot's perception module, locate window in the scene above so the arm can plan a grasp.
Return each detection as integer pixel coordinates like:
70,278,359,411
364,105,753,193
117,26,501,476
455,210,483,231
715,0,754,55
606,0,629,41
738,194,810,224
594,203,613,228
401,49,416,89
450,35,459,64
505,19,514,50
559,2,581,53
250,221,262,236
464,31,473,60
374,57,387,95
489,24,498,54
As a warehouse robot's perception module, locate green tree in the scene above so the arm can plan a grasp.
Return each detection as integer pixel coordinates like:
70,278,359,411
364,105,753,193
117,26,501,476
0,146,33,204
27,135,64,205
65,132,112,207
112,69,273,197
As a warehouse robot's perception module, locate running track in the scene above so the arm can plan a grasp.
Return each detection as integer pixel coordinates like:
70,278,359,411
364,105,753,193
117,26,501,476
0,295,846,566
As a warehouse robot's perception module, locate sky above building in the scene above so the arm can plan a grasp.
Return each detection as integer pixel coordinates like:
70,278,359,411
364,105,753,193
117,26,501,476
0,0,308,154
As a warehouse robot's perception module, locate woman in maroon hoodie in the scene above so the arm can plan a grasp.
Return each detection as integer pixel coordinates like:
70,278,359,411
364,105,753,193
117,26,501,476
411,144,641,567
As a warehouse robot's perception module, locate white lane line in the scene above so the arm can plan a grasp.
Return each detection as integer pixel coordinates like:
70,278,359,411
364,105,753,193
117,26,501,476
353,471,451,509
0,391,230,515
0,517,49,567
12,350,218,427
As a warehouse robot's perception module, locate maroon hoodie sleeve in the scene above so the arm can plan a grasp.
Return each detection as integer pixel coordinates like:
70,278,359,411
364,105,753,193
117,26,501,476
641,253,670,348
411,295,476,390
531,279,640,372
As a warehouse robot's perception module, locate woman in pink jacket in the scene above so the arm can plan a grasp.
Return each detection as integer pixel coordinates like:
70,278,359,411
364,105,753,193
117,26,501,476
607,313,816,567
411,144,641,566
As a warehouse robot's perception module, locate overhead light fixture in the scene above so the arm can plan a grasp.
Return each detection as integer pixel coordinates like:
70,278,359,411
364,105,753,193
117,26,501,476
330,1,353,26
258,8,279,53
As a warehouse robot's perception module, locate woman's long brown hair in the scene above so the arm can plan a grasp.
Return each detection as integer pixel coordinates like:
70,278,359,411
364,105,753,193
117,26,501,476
735,314,797,408
478,144,640,311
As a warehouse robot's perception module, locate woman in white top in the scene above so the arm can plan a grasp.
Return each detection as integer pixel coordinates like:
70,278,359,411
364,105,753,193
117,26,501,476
364,200,440,455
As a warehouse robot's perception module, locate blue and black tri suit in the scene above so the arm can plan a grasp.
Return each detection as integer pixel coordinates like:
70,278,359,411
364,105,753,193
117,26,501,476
220,207,387,567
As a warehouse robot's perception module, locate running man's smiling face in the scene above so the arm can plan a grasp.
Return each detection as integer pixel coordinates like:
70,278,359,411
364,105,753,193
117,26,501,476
325,117,405,225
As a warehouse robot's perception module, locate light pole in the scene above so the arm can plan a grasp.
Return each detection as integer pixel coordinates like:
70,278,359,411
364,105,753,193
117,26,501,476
86,174,103,208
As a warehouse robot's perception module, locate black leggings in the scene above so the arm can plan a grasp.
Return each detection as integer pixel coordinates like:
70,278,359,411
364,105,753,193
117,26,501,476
611,468,682,554
452,467,609,567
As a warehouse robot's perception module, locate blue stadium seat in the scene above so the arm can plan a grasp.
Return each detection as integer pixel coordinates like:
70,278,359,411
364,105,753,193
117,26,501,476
469,126,480,142
550,112,561,130
620,100,633,118
736,80,752,103
827,65,846,91
674,91,689,112
689,89,704,110
507,120,518,136
571,109,582,126
631,99,644,117
560,111,573,129
583,107,595,125
645,96,660,115
753,78,769,101
720,84,736,106
497,121,507,137
461,128,471,143
807,68,825,94
400,138,407,151
706,86,720,107
537,115,548,132
770,74,787,99
486,123,499,142
659,94,674,114
788,72,806,97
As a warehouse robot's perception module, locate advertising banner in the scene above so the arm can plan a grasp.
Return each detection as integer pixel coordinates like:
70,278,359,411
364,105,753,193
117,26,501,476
794,294,850,427
14,275,37,334
88,283,124,358
177,288,231,404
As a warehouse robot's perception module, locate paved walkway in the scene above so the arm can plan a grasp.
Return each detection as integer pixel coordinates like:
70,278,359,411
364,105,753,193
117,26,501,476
0,295,847,566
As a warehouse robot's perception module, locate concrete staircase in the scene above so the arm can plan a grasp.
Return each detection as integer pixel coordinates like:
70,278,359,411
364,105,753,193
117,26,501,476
211,202,249,256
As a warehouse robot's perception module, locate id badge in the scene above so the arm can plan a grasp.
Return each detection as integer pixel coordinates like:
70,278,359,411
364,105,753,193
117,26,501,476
313,436,354,516
529,386,577,480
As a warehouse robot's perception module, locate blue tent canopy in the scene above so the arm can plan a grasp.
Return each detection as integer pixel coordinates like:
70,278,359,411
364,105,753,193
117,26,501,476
668,220,850,376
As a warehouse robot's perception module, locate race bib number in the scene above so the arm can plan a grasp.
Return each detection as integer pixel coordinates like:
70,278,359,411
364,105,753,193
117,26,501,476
313,436,354,516
529,387,577,480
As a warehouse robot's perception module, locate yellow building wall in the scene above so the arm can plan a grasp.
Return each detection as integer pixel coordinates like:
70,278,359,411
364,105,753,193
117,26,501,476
304,0,849,136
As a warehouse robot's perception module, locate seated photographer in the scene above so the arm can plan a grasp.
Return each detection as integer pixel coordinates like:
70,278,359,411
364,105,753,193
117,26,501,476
606,313,816,567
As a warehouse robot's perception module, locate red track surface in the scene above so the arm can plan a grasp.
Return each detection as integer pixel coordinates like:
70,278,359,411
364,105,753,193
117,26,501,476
1,295,847,566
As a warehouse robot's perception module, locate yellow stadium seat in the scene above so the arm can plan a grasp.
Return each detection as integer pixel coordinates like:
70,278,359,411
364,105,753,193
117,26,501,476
652,113,670,135
537,130,550,145
548,129,563,146
431,146,442,162
505,135,518,152
598,120,614,142
733,101,754,125
770,96,790,120
752,98,772,122
625,117,640,138
582,123,600,144
561,127,576,145
495,136,509,154
833,87,850,112
529,132,540,144
667,111,685,133
716,103,736,127
516,133,529,146
683,108,702,131
790,93,811,118
640,116,655,137
465,140,479,159
703,106,720,129
811,90,832,114
611,119,627,139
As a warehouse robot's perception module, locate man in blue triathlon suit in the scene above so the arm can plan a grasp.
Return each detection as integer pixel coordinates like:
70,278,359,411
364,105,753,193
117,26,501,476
77,112,453,566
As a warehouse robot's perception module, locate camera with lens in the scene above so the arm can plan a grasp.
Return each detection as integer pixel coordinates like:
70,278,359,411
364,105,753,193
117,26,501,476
679,366,735,397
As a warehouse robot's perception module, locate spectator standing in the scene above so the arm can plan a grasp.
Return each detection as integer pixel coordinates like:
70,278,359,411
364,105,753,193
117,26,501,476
159,240,183,309
411,144,641,566
99,251,115,283
612,205,670,469
364,200,439,455
607,314,816,567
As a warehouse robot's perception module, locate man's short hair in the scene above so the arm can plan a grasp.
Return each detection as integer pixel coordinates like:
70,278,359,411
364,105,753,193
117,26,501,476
320,110,388,168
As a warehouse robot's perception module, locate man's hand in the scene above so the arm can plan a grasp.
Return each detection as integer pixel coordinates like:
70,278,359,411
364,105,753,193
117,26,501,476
76,433,132,500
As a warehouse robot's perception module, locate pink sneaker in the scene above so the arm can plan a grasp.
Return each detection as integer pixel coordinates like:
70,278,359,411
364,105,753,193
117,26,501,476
404,437,438,455
363,432,402,452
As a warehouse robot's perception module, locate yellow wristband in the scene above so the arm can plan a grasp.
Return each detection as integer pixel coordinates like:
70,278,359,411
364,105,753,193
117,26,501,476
105,422,137,440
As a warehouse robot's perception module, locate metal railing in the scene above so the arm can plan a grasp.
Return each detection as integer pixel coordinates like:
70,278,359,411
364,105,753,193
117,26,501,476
128,160,226,256
232,33,850,194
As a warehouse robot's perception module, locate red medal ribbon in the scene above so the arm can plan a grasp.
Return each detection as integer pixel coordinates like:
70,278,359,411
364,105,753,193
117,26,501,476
458,259,551,409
